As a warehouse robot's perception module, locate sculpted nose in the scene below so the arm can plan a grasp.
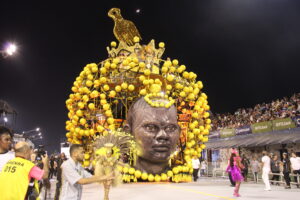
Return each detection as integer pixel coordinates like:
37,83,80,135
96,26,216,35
156,129,168,140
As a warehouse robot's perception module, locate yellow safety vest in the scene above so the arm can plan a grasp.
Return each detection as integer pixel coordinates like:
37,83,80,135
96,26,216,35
0,157,35,200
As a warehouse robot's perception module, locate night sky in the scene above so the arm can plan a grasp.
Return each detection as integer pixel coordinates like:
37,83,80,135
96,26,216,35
1,0,299,153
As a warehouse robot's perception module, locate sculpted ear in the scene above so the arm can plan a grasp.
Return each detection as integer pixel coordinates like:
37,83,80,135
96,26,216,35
123,124,131,134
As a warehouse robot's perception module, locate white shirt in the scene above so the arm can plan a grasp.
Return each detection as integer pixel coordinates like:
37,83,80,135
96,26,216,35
0,151,15,172
262,155,271,171
290,157,300,170
201,162,207,170
192,158,200,169
60,158,92,200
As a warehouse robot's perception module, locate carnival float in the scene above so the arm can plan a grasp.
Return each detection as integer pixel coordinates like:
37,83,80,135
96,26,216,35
65,8,211,184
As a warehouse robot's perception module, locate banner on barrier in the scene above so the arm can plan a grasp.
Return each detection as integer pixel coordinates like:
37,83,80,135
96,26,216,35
251,121,272,133
272,118,296,131
220,128,235,138
209,131,220,139
236,125,252,136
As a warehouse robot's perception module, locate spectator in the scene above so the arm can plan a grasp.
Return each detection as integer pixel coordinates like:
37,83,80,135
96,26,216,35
211,93,300,131
261,151,271,191
241,155,250,182
271,155,280,185
192,156,200,181
281,152,291,189
0,126,14,172
200,160,207,176
59,144,113,200
290,152,300,188
54,152,68,200
0,141,49,200
250,157,260,183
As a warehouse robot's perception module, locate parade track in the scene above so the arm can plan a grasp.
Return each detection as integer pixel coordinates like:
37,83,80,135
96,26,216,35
46,178,300,200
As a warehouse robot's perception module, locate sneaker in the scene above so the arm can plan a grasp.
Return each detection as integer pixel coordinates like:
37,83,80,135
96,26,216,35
264,188,271,191
285,186,291,189
233,193,241,197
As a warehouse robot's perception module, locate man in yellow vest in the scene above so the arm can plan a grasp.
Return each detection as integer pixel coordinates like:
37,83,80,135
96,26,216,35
0,141,49,200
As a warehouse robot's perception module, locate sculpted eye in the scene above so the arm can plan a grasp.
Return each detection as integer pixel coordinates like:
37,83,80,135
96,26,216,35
165,125,178,133
144,124,159,132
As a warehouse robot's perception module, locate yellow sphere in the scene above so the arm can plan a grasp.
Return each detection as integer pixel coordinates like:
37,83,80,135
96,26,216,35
100,67,107,74
88,103,95,110
129,168,135,175
107,117,114,125
172,59,179,66
103,104,110,111
150,84,161,93
154,175,161,182
79,118,86,125
180,91,186,98
133,36,140,43
140,89,147,95
86,80,93,87
76,110,83,117
139,62,146,68
166,85,172,90
134,170,142,178
159,42,165,48
167,75,174,82
115,85,122,92
105,110,112,117
139,75,146,82
109,90,116,98
161,66,168,73
123,167,129,173
167,170,173,177
97,125,104,132
84,153,90,160
100,77,107,83
144,69,151,76
103,84,110,91
161,173,168,181
110,41,117,47
77,102,85,109
128,84,135,91
148,174,154,182
141,173,148,180
121,82,128,90
100,93,106,99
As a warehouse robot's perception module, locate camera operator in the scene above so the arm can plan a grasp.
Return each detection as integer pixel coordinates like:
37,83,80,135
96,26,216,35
0,141,49,200
31,145,50,200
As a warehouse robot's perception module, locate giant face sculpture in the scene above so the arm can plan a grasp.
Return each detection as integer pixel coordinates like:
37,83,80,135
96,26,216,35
125,98,180,174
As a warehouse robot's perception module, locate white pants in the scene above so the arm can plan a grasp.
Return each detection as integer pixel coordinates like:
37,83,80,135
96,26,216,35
262,168,271,190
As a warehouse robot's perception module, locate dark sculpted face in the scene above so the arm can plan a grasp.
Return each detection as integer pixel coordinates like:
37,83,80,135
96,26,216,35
128,99,180,163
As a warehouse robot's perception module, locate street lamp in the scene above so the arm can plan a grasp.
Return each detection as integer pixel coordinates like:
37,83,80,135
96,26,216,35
1,42,18,58
22,127,40,135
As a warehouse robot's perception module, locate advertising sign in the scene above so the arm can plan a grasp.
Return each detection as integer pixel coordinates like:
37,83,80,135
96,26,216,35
272,118,296,131
220,128,235,138
251,121,272,133
235,125,252,136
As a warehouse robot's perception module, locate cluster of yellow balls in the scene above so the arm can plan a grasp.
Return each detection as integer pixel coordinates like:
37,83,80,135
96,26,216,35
65,39,211,179
119,164,193,183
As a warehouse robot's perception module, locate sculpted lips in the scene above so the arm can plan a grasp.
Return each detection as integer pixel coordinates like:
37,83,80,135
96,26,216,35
152,144,170,152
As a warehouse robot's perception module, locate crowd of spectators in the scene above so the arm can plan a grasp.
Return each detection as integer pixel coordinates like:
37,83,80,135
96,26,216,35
211,93,300,131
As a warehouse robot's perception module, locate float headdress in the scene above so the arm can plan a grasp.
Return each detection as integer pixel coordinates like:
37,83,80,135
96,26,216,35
65,8,211,182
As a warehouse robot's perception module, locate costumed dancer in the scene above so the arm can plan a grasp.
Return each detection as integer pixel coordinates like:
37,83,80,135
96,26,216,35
226,149,244,197
94,132,131,200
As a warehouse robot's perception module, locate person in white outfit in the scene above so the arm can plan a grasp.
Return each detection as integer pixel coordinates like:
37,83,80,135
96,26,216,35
290,152,300,188
261,151,271,191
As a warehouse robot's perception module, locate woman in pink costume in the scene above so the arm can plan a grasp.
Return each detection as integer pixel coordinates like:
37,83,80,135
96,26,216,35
226,150,244,197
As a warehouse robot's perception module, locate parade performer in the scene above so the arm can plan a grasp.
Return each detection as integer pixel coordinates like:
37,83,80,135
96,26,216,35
226,149,244,197
93,132,132,200
65,8,211,183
